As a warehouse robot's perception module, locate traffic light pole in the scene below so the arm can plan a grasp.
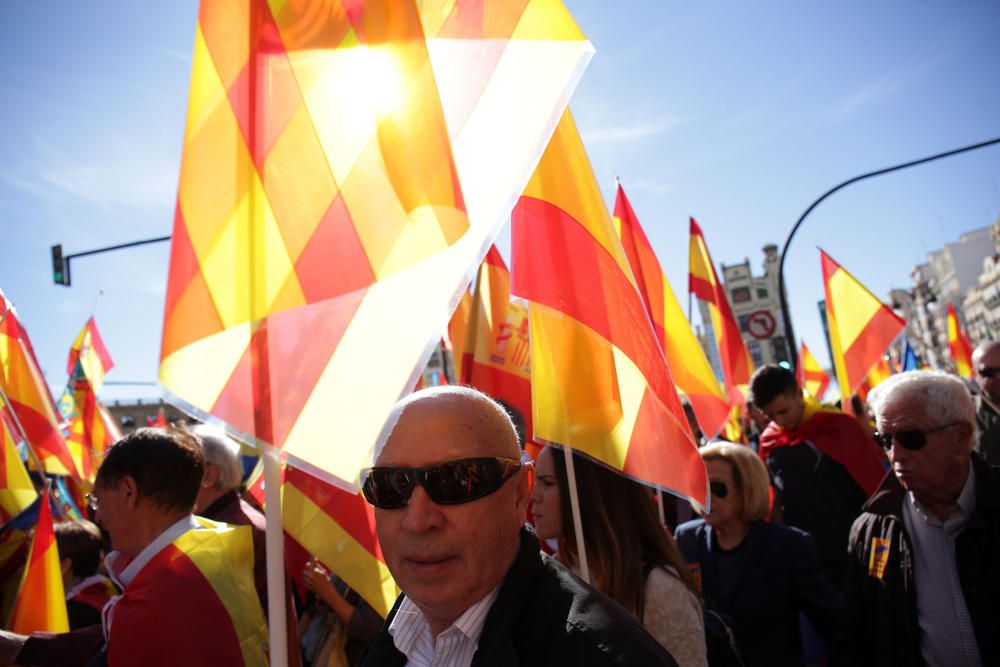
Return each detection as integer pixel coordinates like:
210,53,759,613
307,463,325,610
52,235,171,286
778,135,1000,374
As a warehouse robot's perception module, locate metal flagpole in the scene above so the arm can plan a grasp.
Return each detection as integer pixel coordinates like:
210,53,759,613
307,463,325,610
563,448,590,584
262,445,288,667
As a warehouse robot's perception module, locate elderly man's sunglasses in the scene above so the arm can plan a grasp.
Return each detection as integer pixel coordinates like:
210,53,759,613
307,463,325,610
873,422,959,451
979,366,1000,379
361,457,522,509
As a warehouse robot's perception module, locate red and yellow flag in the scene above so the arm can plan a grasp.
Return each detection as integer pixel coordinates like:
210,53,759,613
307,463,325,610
450,246,534,449
947,303,973,379
0,415,35,524
857,355,894,402
282,468,397,618
688,219,754,405
159,0,592,487
512,110,707,507
797,341,831,401
59,318,120,482
820,250,906,399
8,488,68,634
107,519,268,666
0,291,78,479
614,183,729,439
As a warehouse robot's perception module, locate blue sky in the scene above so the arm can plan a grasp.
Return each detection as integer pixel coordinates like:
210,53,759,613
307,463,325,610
1,1,998,406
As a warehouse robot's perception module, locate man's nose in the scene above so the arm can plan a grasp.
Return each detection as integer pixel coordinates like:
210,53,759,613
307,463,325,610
400,485,444,533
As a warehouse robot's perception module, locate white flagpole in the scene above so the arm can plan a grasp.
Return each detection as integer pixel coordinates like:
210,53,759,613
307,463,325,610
263,446,288,667
564,448,590,584
657,489,667,526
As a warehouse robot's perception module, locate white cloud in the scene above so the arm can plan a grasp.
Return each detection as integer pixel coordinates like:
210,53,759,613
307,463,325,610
582,117,681,146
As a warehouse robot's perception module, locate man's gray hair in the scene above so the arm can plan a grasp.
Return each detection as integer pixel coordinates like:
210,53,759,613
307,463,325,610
190,424,245,492
867,370,976,438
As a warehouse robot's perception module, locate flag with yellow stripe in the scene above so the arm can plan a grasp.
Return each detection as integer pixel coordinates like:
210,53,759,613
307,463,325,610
614,183,729,439
8,486,68,634
797,341,831,401
820,250,905,399
947,303,973,379
0,415,34,524
512,110,707,507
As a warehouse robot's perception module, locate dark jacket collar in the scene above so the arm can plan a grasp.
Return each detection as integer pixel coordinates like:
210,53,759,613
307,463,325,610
198,489,241,519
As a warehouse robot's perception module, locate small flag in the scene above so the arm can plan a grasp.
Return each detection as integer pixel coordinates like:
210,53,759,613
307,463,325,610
820,250,906,400
797,341,831,401
946,303,973,379
689,219,754,405
8,484,68,634
901,338,919,371
614,183,729,439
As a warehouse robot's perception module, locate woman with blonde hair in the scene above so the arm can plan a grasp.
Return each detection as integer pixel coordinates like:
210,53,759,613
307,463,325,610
675,442,840,667
530,446,707,667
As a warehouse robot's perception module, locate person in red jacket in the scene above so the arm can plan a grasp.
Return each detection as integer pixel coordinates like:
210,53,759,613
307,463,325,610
750,365,886,589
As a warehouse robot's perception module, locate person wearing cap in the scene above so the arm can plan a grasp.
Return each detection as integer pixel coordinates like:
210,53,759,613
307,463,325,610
833,371,1000,666
359,386,676,666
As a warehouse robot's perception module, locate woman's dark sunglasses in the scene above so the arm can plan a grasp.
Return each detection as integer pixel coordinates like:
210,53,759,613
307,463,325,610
361,457,522,509
709,481,729,499
873,422,959,451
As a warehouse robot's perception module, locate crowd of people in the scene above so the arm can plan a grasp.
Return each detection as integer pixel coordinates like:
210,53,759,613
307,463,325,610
2,348,999,666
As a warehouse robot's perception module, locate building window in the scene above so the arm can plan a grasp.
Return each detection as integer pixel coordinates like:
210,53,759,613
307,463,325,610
748,340,763,366
732,287,752,304
757,287,768,299
737,314,749,332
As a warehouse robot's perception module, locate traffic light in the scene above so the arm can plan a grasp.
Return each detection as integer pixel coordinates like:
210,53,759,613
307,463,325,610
51,244,70,286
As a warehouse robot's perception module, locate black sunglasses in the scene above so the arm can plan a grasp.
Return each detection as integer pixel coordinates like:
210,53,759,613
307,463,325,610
873,422,959,451
361,457,522,509
979,367,1000,379
709,481,729,499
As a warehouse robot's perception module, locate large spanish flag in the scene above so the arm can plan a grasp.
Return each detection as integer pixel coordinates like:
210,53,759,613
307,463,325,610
688,219,754,405
797,341,831,402
0,291,78,479
451,246,533,448
0,415,35,524
8,486,68,634
820,249,906,399
614,183,729,439
159,0,592,488
512,110,707,507
947,303,973,379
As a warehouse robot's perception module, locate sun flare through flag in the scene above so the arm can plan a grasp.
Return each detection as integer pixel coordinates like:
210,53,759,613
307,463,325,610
614,183,729,439
512,110,707,508
820,249,906,400
159,0,593,488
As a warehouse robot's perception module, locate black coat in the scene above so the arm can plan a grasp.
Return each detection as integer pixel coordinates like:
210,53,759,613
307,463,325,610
675,519,841,667
361,527,677,666
831,453,1000,667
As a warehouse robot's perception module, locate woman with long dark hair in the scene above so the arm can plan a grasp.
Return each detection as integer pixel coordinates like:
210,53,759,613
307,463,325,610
530,446,707,667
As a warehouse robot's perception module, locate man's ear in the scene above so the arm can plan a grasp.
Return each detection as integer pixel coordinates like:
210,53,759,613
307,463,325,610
515,462,533,521
121,475,139,509
201,462,218,489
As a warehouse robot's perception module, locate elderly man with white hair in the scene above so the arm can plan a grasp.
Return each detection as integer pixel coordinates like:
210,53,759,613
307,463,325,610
833,371,1000,667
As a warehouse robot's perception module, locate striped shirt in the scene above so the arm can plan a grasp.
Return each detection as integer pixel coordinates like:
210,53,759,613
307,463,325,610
903,465,982,667
388,587,500,667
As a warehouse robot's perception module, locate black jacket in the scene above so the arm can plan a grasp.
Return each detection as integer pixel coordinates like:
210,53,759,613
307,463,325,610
675,519,840,667
361,527,677,666
831,453,1000,666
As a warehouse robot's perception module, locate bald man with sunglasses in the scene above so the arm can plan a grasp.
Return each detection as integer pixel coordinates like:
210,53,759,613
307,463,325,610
833,371,1000,667
360,386,676,667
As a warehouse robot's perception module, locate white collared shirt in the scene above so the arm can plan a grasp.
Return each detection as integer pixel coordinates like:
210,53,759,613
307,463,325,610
903,465,982,667
388,587,500,667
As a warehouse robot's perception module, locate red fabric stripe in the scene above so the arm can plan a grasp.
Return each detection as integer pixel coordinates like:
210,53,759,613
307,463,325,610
466,360,532,442
688,275,717,305
842,307,905,391
510,197,675,402
614,185,666,349
285,467,385,563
